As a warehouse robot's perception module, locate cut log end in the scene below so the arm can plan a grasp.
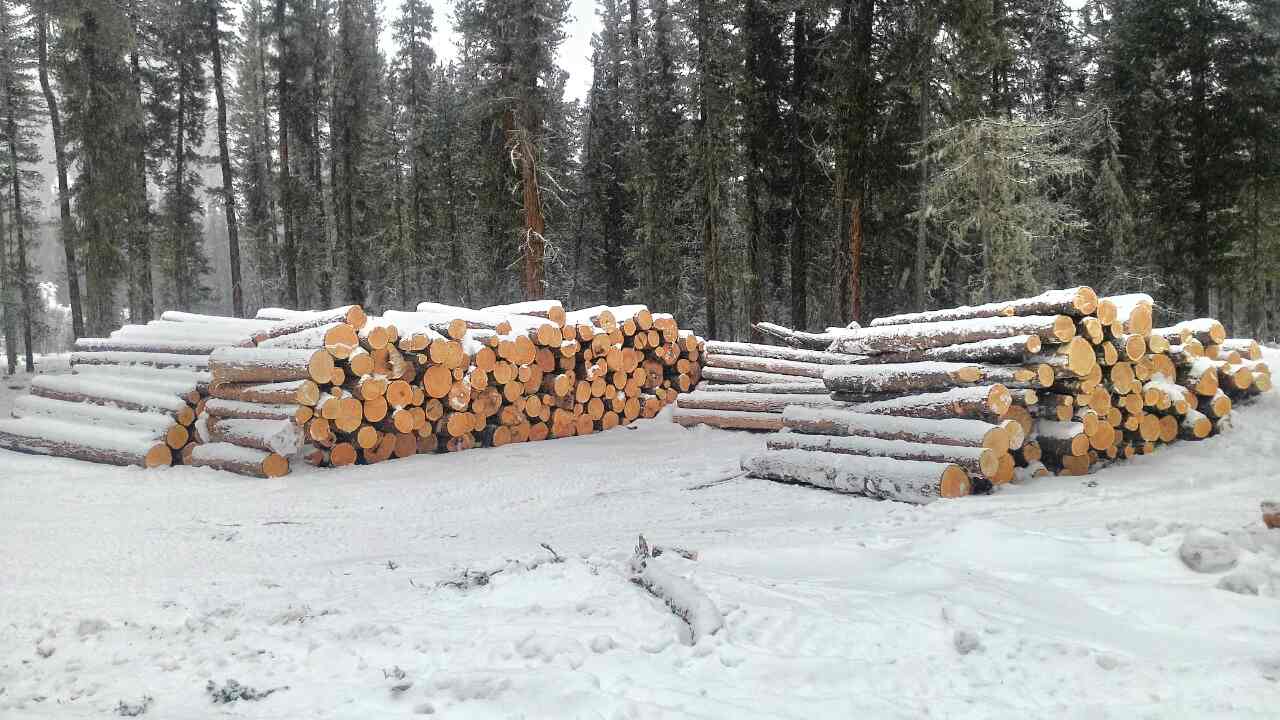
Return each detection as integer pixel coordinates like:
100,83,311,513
940,465,971,498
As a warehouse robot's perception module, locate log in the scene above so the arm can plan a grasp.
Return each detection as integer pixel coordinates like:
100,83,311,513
1103,293,1154,335
160,310,277,329
822,362,982,395
204,398,298,422
700,366,826,386
704,353,832,379
702,340,857,365
853,385,1012,421
74,337,223,355
781,406,1010,451
210,379,319,405
187,442,289,478
1179,409,1212,439
258,321,359,359
70,351,211,370
1172,318,1227,346
480,300,568,326
0,416,172,468
868,287,1097,326
675,390,848,414
696,382,830,395
1036,421,1090,457
206,416,304,456
209,347,335,384
11,395,188,449
752,321,861,350
742,449,970,502
1220,338,1262,360
30,374,194,420
829,315,1076,356
671,407,784,431
252,305,367,339
850,334,1043,366
765,432,1000,478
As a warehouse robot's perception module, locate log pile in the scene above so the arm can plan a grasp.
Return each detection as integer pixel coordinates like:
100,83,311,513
675,287,1271,503
0,301,702,478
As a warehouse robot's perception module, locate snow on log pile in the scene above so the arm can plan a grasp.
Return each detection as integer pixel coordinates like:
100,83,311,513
674,286,1272,503
0,302,703,478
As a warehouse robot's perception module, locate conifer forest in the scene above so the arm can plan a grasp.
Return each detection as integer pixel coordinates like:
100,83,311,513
1,0,1279,373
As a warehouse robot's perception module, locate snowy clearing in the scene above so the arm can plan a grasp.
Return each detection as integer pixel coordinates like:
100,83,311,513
2,354,1280,718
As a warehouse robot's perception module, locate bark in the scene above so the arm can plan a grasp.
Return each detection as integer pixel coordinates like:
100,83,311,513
914,5,934,311
851,333,1042,365
36,5,82,339
703,340,855,365
187,442,288,477
0,417,172,468
70,351,211,371
208,347,335,384
699,366,826,386
830,315,1076,356
206,416,302,455
704,354,833,379
676,390,847,414
671,407,785,431
781,405,1009,450
789,6,809,329
208,0,243,316
852,385,1013,421
823,362,983,395
765,432,999,478
742,448,969,503
870,287,1098,327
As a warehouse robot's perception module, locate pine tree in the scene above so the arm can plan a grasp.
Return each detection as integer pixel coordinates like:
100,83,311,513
630,0,686,314
689,0,733,335
581,0,632,306
56,0,140,334
390,0,435,299
148,0,212,311
331,0,385,306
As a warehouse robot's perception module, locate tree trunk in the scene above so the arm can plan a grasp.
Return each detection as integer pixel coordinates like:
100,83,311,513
128,35,154,321
789,7,809,330
697,0,720,339
275,0,298,307
36,6,83,340
5,94,33,371
208,0,243,316
914,5,933,311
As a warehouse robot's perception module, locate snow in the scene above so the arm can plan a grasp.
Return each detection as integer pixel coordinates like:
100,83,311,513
3,355,1280,716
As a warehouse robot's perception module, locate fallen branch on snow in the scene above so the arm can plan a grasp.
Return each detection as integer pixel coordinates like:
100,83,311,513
630,535,723,644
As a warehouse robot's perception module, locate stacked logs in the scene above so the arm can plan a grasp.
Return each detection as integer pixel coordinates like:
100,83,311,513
267,300,699,467
0,311,282,472
678,286,1270,503
0,301,702,478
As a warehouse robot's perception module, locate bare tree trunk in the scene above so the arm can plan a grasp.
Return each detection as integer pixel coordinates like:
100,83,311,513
0,196,15,375
127,26,154,321
506,110,546,300
208,0,243,316
173,67,189,310
914,4,933,311
36,6,83,340
789,7,808,331
697,0,720,339
275,0,298,307
6,99,34,371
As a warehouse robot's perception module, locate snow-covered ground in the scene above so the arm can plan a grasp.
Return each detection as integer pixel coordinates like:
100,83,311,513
3,353,1280,718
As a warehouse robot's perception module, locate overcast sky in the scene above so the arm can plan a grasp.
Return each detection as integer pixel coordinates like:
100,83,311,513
381,0,601,102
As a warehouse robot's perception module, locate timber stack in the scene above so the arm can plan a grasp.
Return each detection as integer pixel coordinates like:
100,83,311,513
671,286,1271,504
0,302,702,478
